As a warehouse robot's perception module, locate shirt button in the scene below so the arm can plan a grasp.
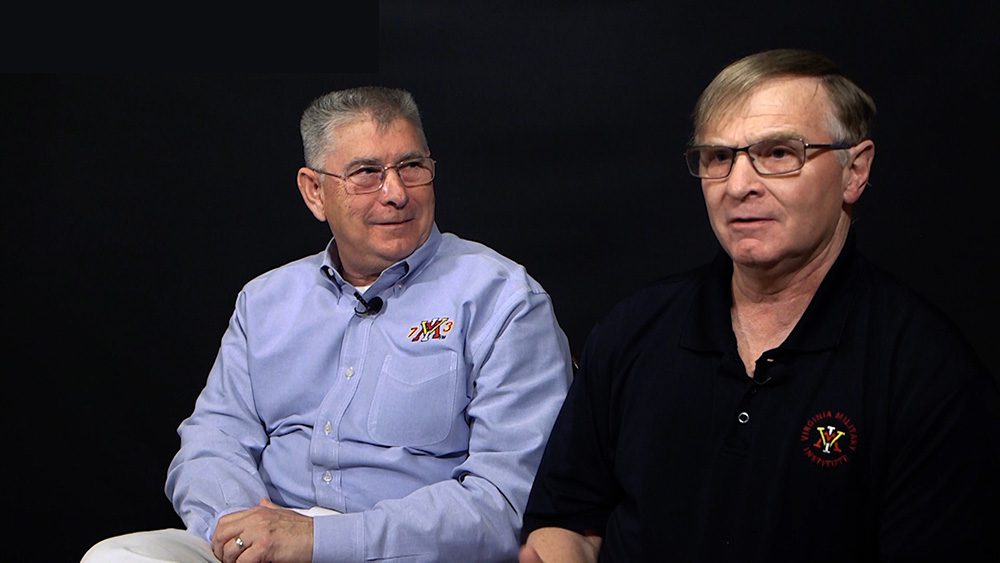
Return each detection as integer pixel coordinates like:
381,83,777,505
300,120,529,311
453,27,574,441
324,421,333,435
737,411,750,424
322,471,332,483
345,366,354,378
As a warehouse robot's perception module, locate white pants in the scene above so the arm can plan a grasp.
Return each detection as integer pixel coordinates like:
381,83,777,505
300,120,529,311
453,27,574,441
81,507,340,562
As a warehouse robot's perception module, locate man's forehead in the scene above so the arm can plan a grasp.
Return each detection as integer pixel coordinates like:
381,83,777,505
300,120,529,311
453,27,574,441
701,77,831,143
327,117,427,163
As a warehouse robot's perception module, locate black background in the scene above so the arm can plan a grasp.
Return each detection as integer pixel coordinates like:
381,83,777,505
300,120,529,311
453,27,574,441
5,3,997,560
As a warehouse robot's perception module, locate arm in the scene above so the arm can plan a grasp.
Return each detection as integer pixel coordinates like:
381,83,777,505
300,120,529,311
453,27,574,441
165,291,271,541
876,310,1000,561
875,300,1000,561
520,527,602,563
520,319,620,559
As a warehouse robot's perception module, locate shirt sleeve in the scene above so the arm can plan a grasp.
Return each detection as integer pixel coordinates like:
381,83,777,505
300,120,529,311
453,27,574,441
877,317,1000,561
164,291,271,541
521,318,620,539
313,287,573,562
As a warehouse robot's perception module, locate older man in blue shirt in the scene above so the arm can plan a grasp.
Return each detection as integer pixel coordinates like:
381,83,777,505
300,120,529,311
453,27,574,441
84,86,573,562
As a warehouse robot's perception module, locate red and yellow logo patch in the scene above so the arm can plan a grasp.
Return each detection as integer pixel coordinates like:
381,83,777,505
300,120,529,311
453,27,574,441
407,317,454,342
800,410,858,468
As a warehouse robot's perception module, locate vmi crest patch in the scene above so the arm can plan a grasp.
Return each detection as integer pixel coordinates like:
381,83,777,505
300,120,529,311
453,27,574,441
408,317,454,342
800,410,858,468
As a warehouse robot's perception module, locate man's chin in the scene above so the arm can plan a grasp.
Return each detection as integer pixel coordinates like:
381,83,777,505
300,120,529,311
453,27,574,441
726,241,780,269
373,240,421,263
370,225,431,259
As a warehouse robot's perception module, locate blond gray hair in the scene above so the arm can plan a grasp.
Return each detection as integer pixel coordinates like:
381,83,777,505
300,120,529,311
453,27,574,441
692,49,876,145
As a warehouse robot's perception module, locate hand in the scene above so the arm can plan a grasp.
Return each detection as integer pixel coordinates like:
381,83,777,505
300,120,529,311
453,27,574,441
211,498,314,562
520,527,602,563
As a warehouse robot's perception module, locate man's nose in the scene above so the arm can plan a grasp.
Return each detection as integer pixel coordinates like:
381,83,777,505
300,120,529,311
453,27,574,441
378,166,410,206
724,152,764,198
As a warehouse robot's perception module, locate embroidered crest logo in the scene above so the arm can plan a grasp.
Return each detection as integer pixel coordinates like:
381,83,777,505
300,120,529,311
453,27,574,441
800,410,858,468
407,317,454,342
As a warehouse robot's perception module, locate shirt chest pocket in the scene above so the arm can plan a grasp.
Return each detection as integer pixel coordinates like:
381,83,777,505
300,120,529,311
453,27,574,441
368,351,460,446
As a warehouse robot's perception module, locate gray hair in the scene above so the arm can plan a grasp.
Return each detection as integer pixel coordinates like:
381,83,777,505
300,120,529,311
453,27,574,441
692,48,876,146
300,86,427,168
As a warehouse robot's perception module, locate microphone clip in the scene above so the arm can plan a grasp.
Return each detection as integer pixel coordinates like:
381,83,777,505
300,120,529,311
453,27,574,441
354,291,384,316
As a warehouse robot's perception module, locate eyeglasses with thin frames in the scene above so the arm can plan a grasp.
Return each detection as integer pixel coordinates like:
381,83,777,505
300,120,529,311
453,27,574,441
684,138,855,179
311,156,436,194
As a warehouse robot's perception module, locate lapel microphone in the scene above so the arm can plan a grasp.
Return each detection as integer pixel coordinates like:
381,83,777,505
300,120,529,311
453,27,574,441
354,291,384,316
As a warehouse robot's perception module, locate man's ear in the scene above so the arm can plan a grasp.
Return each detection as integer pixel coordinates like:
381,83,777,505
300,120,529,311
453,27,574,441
843,139,874,205
297,167,329,222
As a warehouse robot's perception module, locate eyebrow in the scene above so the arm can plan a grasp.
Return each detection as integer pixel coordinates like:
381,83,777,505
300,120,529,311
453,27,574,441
696,133,802,148
344,151,427,170
752,133,801,143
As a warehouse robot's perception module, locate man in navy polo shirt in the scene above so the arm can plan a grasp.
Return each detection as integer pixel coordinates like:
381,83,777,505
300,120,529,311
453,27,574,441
520,48,1000,562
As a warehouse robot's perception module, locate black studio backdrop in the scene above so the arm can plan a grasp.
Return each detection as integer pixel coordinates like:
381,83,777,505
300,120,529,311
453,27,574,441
4,3,997,560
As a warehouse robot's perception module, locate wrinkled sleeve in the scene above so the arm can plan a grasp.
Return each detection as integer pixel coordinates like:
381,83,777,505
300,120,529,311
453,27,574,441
165,291,270,541
313,286,573,562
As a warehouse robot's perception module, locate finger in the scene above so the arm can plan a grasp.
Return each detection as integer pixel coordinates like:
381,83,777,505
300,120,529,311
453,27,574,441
211,530,231,560
258,497,281,509
222,535,249,563
211,535,226,561
211,525,242,561
213,508,253,557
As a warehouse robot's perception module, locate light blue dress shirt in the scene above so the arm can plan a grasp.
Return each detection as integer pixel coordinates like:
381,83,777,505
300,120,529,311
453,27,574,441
165,224,573,562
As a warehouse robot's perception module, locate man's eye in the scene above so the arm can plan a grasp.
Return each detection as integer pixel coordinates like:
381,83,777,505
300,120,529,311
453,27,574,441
755,141,797,160
709,149,733,162
350,166,382,178
768,146,794,159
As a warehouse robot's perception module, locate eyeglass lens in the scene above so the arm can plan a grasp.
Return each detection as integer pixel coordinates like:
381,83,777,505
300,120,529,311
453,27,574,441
687,139,807,178
347,158,434,192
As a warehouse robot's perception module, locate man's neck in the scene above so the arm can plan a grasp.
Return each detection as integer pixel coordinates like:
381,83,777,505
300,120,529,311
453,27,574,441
729,229,848,375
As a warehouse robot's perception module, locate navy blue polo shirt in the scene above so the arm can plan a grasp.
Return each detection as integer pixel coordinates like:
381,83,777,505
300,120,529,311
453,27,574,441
523,234,1000,562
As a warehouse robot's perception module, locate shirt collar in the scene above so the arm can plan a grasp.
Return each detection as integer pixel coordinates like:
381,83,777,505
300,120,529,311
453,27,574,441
681,231,860,354
319,223,443,295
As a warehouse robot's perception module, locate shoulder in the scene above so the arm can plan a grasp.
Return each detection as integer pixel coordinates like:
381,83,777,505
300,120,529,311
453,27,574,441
429,232,547,294
600,262,711,333
584,262,712,360
849,253,993,397
239,251,325,297
854,255,976,352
